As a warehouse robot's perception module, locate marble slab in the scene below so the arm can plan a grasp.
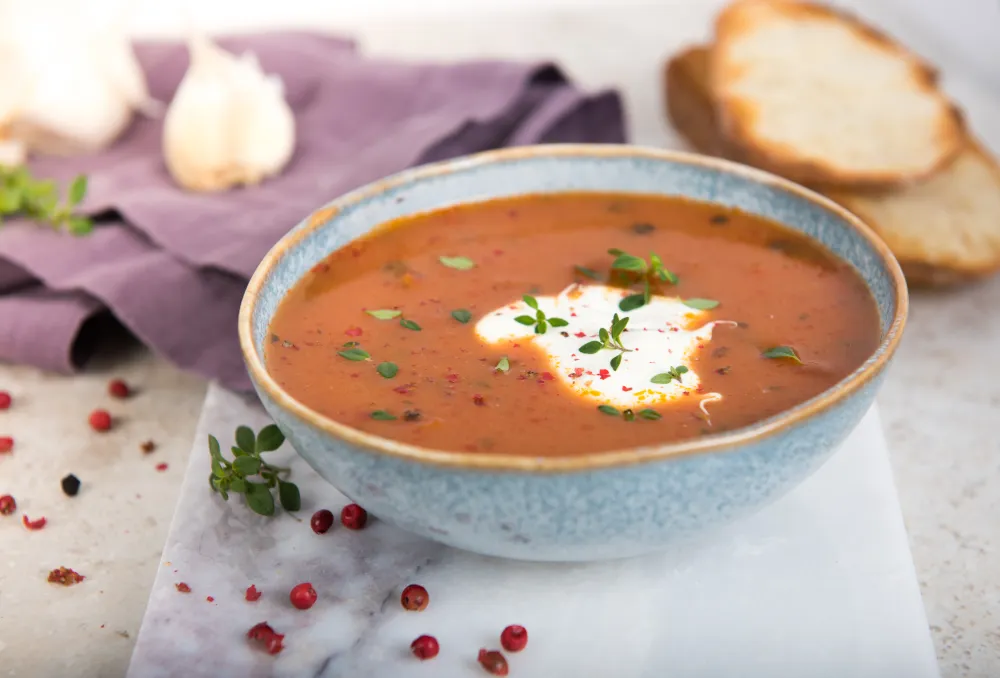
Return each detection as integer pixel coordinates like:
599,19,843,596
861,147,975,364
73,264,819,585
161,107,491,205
126,383,939,678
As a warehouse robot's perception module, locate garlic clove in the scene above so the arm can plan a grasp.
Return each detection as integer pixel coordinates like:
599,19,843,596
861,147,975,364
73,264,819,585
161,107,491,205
97,31,162,118
162,35,296,192
0,138,26,167
0,2,156,157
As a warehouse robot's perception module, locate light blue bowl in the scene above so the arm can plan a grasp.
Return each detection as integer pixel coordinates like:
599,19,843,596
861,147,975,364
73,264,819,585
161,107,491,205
239,145,907,562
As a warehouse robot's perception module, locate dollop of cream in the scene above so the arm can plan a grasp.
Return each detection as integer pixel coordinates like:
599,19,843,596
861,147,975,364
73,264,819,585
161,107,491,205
475,284,730,410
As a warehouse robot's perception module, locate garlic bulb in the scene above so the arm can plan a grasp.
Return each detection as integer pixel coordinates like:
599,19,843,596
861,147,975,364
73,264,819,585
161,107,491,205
162,35,296,192
0,2,155,156
0,136,25,167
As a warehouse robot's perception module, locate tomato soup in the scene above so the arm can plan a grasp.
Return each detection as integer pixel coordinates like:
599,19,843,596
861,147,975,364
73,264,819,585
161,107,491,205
265,193,880,457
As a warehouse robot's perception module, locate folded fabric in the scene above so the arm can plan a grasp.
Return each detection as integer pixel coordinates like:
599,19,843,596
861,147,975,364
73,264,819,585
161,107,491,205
0,32,626,391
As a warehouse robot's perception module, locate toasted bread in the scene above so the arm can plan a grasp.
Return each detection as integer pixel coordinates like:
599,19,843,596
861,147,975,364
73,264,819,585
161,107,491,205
665,45,1000,286
665,46,736,160
665,46,731,159
825,145,1000,284
711,0,964,189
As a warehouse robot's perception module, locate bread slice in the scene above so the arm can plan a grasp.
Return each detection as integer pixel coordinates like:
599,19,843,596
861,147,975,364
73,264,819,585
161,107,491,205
665,46,737,161
825,146,1000,284
711,0,964,189
665,46,1000,286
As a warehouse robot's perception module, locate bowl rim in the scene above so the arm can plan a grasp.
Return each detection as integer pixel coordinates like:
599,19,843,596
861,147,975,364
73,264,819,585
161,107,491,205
238,144,908,473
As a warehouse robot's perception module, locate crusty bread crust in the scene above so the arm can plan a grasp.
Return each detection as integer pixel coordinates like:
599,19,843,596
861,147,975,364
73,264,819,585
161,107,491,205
664,45,1000,287
825,141,1000,284
665,47,731,159
711,0,965,189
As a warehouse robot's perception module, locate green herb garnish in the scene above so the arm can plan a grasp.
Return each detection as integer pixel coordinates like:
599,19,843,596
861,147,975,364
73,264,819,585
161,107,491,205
574,265,601,280
618,294,646,312
578,313,631,371
376,362,398,378
400,318,421,331
439,255,475,270
597,405,661,422
651,365,689,384
451,309,472,324
337,347,371,361
371,410,397,420
338,347,371,361
597,405,663,421
513,294,568,335
682,298,720,310
367,309,402,320
207,425,298,517
0,168,92,235
762,346,802,363
495,356,510,373
607,248,678,311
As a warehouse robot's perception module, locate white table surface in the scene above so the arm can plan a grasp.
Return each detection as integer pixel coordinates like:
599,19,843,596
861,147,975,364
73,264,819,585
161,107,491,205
2,1,999,676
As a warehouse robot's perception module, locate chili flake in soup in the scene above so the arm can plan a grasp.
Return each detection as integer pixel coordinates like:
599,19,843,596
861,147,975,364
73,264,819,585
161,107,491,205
266,193,880,457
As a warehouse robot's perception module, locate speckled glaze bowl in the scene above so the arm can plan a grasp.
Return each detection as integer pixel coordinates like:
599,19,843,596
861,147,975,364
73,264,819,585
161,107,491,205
239,145,907,562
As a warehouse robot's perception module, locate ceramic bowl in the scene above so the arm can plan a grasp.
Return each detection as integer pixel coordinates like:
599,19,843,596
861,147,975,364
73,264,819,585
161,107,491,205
239,145,907,562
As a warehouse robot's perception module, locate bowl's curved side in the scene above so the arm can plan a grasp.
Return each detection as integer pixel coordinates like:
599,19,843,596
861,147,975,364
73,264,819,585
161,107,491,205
251,363,888,562
241,145,906,473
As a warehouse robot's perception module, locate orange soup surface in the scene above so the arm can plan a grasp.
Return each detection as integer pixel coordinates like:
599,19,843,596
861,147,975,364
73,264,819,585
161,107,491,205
266,193,880,457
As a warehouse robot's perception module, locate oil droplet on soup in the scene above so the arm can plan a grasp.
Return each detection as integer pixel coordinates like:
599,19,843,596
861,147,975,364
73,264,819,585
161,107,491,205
265,193,881,457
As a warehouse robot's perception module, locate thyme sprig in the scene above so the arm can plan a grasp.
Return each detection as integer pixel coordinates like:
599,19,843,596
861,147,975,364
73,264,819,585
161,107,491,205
207,425,300,517
598,405,661,421
762,346,802,364
607,248,678,311
0,167,92,235
578,313,631,371
651,365,689,384
514,295,568,335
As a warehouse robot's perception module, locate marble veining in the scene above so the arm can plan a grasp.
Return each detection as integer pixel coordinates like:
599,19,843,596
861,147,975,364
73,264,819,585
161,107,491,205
127,383,939,678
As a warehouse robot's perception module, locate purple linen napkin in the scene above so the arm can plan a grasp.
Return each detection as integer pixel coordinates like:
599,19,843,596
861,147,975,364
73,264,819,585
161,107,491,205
0,32,626,391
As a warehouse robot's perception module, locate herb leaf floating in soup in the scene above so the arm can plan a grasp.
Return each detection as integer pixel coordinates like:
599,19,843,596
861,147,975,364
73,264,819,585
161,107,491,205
367,309,402,320
574,265,601,280
596,405,662,423
338,347,370,361
762,346,803,363
265,192,880,456
439,255,475,270
376,362,398,379
607,248,679,311
683,298,720,310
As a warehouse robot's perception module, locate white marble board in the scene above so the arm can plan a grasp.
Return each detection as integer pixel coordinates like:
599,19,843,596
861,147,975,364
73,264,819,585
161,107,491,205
126,384,939,678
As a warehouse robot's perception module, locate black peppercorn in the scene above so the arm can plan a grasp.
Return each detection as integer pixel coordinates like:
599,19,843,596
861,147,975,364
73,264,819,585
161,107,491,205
61,474,81,497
